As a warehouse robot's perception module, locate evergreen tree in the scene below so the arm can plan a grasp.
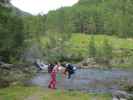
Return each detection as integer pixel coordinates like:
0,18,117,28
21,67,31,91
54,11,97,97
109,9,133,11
88,36,96,57
0,6,25,62
102,38,113,60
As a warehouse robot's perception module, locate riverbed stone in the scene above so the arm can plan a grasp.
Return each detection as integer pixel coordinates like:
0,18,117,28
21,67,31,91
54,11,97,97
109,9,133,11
0,63,37,88
77,58,100,68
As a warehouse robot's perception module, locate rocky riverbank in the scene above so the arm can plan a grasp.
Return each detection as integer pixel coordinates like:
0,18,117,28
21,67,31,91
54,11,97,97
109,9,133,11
77,58,110,69
0,63,37,88
76,57,133,70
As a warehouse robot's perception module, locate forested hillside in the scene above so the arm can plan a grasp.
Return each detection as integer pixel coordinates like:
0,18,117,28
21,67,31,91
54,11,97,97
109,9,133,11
20,0,133,68
45,0,133,37
22,0,133,38
0,1,25,62
0,0,133,68
0,0,30,63
0,1,133,99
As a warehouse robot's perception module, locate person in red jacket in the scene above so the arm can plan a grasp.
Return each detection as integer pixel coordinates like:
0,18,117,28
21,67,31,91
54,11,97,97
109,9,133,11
48,62,60,89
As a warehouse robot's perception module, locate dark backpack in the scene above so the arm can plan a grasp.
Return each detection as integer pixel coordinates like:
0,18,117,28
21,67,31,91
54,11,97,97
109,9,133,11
48,64,54,73
67,64,75,74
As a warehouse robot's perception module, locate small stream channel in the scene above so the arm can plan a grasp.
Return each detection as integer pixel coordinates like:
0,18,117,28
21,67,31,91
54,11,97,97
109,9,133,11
26,68,133,93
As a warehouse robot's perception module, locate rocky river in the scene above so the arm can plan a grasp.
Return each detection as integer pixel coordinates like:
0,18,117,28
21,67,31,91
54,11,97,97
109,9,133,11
27,68,133,93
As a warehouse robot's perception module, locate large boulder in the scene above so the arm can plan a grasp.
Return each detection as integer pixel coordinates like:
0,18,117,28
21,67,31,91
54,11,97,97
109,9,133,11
113,90,133,100
77,58,99,68
0,63,37,88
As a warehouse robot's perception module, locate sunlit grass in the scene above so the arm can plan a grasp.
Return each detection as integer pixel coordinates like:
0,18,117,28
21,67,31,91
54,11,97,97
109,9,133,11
68,34,133,49
0,86,112,100
0,86,41,100
39,33,133,68
62,34,133,57
40,33,133,50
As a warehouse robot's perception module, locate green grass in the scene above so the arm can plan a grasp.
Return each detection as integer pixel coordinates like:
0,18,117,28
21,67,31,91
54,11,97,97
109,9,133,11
40,33,133,52
0,86,40,100
0,86,112,100
63,34,133,58
40,33,133,54
40,33,133,68
68,34,133,49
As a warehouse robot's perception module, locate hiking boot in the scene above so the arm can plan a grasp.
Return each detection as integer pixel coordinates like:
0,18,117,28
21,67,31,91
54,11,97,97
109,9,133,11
48,85,51,88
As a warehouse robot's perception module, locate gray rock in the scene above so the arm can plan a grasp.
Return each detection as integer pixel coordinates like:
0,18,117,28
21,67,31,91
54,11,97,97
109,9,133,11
0,63,37,88
113,90,133,100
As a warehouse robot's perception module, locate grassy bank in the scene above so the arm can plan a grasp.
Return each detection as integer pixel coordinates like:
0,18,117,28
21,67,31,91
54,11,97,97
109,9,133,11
64,34,133,57
40,34,133,69
0,86,112,100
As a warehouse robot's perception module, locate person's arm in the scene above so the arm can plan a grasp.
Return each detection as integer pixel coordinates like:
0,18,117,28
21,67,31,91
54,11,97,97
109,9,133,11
53,65,59,72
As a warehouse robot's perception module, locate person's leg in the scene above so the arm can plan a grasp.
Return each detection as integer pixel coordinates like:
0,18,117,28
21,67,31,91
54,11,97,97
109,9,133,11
48,79,52,88
49,76,56,89
68,72,71,79
48,77,55,88
52,80,56,89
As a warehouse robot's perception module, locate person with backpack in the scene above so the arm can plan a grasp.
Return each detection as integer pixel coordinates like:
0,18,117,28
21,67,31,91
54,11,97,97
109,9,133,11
48,62,60,89
48,64,55,73
64,63,76,79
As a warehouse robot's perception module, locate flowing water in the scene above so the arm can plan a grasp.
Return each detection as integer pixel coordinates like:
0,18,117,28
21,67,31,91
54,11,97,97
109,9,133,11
26,69,133,93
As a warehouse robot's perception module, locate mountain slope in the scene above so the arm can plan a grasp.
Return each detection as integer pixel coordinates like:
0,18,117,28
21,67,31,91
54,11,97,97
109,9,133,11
0,0,30,16
45,0,133,37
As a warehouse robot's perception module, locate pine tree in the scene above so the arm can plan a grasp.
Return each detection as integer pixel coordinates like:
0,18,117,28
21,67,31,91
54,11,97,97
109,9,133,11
88,36,96,57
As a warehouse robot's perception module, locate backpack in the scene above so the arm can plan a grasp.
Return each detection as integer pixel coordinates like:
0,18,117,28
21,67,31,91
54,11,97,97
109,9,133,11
48,64,54,73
